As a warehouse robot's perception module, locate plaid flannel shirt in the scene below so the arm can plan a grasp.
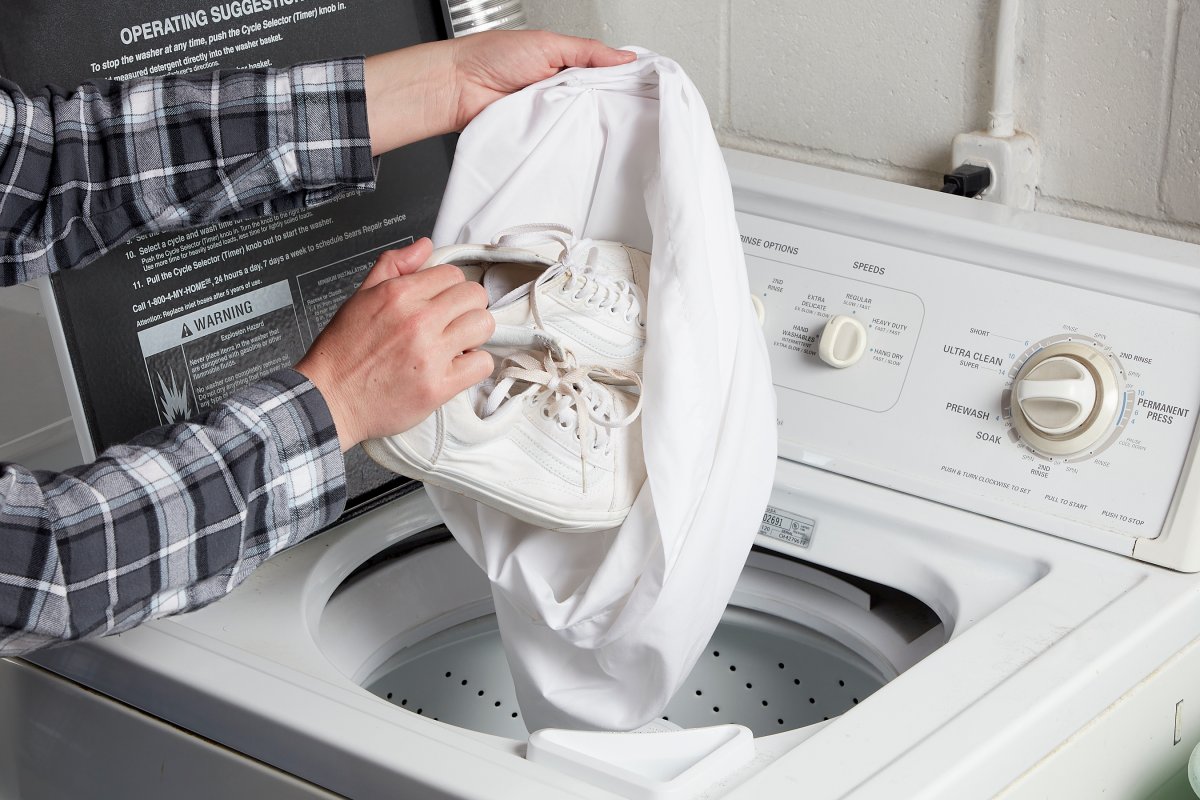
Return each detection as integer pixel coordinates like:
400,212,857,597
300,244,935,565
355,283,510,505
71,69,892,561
0,59,376,655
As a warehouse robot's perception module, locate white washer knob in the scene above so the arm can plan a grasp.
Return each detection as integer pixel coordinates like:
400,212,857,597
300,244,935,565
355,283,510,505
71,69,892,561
1014,356,1097,435
818,315,868,368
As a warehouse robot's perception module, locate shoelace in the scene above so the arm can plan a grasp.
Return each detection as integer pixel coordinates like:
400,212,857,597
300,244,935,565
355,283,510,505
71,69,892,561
482,348,643,493
492,223,647,329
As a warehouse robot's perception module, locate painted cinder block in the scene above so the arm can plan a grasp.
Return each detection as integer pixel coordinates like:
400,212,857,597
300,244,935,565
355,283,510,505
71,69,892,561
727,0,991,173
520,0,1198,243
1163,0,1200,225
1022,0,1171,216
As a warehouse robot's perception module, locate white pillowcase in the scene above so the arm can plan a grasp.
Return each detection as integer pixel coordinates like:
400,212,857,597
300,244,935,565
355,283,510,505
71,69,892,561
426,48,777,732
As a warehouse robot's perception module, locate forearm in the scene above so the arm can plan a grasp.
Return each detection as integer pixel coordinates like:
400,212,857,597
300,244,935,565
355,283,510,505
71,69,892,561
0,370,346,656
0,59,374,286
364,41,457,156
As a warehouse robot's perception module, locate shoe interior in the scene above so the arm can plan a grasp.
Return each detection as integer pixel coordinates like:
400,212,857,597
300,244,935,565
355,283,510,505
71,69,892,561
480,262,543,306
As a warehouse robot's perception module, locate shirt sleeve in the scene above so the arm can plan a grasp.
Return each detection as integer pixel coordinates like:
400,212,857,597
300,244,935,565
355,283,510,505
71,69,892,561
0,369,347,656
0,58,375,286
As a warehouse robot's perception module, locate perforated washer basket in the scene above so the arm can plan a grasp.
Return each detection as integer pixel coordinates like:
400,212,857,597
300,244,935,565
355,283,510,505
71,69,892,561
363,607,887,738
322,534,942,738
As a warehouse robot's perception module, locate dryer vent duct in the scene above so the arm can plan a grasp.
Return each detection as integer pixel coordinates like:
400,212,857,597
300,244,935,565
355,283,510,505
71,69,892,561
445,0,527,36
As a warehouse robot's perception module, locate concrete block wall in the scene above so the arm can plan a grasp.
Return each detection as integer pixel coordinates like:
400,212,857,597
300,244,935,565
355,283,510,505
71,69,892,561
524,0,1200,245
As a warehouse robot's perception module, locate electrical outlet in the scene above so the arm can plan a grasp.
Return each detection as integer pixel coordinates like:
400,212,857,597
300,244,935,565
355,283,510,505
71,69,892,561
951,131,1040,210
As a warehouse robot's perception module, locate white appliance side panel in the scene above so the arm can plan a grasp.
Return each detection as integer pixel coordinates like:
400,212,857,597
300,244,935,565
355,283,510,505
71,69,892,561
741,213,1200,541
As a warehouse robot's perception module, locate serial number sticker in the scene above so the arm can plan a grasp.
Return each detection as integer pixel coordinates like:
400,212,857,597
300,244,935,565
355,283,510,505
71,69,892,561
759,506,816,549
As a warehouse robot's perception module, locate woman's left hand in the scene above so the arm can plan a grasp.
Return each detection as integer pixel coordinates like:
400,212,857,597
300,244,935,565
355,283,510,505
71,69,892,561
365,31,635,155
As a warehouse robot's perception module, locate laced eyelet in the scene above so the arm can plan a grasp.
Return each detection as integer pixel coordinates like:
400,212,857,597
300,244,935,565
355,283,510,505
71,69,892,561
541,407,552,418
558,421,570,430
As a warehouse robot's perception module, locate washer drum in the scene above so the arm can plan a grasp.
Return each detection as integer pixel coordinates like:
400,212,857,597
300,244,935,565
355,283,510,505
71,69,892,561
318,529,944,739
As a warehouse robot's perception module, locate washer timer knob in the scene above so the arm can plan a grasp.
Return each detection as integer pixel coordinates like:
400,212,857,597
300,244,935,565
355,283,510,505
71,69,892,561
1015,356,1098,435
818,315,868,368
1009,342,1123,457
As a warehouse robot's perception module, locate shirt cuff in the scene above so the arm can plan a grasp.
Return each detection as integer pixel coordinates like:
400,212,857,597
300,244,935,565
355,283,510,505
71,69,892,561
228,369,348,539
285,57,376,199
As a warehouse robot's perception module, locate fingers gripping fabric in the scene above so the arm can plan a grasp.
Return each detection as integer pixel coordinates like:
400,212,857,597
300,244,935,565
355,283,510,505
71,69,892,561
427,50,777,731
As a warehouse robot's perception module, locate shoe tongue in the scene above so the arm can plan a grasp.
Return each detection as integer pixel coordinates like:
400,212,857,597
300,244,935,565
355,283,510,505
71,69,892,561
480,368,545,419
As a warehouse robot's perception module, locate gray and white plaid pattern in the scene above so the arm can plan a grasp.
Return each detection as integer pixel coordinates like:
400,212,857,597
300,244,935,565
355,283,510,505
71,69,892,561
0,371,346,655
0,58,374,283
0,60,373,654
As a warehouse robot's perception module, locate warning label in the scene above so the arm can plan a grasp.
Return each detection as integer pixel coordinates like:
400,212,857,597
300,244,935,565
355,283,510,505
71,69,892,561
137,281,305,423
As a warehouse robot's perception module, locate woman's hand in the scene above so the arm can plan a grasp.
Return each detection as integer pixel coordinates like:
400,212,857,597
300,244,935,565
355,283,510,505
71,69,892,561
295,239,495,450
364,31,634,155
446,30,636,130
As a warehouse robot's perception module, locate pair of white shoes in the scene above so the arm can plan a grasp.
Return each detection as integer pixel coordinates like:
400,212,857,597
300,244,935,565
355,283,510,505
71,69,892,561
363,225,650,533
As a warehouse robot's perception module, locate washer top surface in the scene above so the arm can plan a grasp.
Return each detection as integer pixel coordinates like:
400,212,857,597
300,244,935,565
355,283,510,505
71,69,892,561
32,468,1193,799
29,151,1200,799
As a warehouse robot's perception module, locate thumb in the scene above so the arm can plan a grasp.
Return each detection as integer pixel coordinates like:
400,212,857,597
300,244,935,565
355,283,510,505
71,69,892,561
359,238,434,290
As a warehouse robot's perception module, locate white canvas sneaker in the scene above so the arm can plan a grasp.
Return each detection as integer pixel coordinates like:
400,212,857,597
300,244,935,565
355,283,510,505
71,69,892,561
427,224,650,374
362,345,645,533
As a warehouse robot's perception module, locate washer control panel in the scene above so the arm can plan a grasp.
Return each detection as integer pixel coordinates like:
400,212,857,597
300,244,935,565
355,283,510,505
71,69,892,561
742,213,1200,540
757,260,923,411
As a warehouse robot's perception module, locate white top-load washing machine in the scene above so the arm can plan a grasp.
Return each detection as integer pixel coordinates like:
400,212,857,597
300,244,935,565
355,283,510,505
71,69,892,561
8,150,1200,799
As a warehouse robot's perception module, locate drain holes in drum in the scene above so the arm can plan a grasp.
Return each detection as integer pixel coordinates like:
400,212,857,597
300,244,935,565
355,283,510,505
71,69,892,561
361,604,902,738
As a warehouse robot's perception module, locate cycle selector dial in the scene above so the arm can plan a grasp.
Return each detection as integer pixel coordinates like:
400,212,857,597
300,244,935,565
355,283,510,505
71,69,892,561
1015,356,1097,435
1010,341,1123,458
